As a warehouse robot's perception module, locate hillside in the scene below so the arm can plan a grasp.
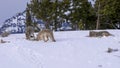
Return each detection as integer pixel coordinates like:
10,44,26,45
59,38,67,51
0,30,120,68
0,11,26,33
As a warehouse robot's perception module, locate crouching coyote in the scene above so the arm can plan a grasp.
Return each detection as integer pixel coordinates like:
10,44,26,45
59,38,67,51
25,26,35,40
89,31,114,37
36,29,56,42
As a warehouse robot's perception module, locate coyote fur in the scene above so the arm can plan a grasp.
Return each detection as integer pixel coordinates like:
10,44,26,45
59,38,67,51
25,26,35,40
36,29,56,42
89,31,114,37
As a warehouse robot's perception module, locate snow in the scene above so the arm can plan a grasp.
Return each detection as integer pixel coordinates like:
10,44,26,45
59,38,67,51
0,30,120,68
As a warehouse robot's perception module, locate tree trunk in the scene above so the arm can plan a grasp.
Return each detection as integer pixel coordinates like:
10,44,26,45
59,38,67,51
96,1,100,30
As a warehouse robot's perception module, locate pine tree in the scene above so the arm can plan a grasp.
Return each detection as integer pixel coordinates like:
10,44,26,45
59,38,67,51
29,0,57,29
26,3,32,27
94,0,120,29
69,0,95,30
27,0,96,30
69,0,81,30
53,0,71,31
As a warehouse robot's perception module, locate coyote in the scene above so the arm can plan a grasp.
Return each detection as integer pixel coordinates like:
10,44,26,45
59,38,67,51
25,26,35,40
89,31,113,37
0,39,9,43
36,29,56,42
99,31,114,37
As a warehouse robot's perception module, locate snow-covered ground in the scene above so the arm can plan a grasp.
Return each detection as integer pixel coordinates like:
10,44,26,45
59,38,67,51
0,30,120,68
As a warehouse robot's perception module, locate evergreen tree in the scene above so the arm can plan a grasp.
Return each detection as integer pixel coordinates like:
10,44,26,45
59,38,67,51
53,0,71,30
69,0,96,30
80,0,96,30
29,0,57,29
94,0,120,29
52,0,59,31
28,0,96,30
26,3,32,27
69,0,81,30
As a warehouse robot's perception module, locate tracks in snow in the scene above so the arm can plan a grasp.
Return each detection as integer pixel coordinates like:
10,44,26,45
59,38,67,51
16,46,44,68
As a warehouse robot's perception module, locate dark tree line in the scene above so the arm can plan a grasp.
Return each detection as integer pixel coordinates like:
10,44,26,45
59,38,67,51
25,0,120,31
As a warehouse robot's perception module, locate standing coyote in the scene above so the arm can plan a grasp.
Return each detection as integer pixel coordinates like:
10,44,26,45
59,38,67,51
36,29,56,42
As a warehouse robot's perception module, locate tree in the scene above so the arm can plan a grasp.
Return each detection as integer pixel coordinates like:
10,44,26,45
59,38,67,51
28,0,96,30
25,3,35,40
26,3,32,27
94,0,120,29
96,0,100,29
29,0,51,29
69,0,96,30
